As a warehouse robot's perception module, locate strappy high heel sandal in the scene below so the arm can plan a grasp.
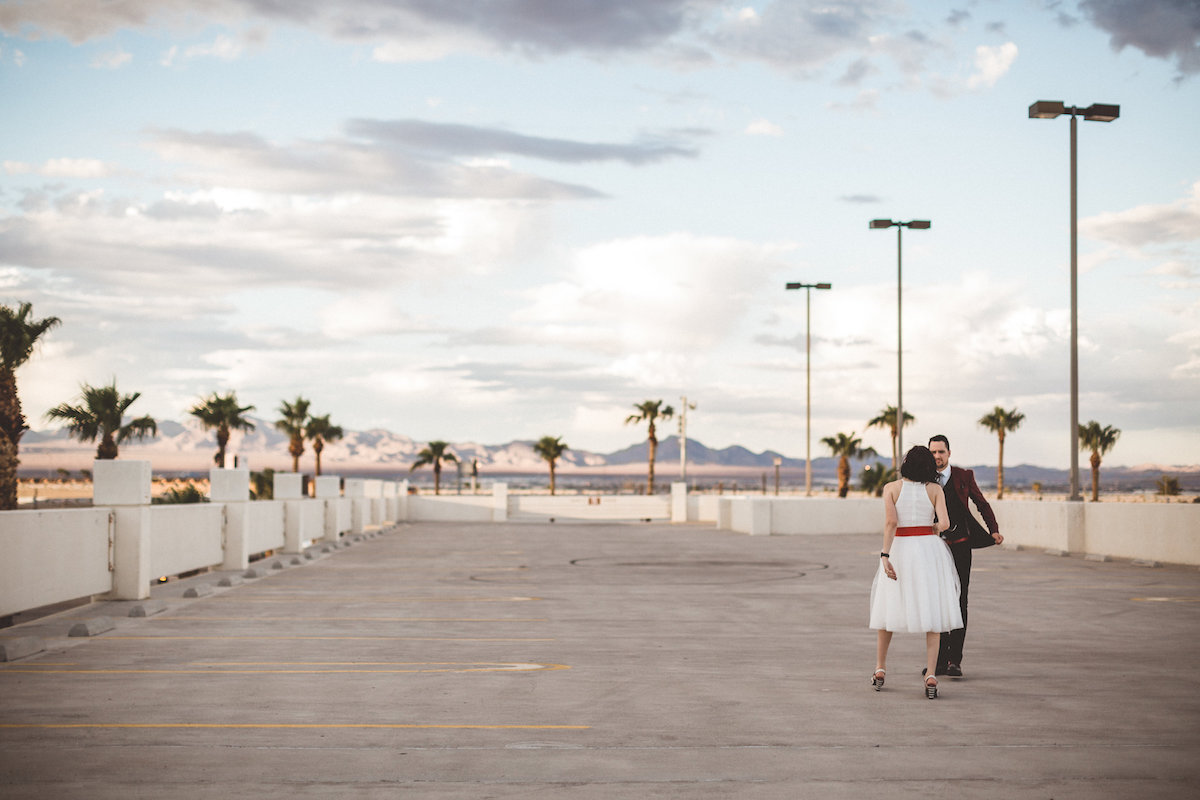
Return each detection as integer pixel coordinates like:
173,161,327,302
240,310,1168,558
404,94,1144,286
924,675,938,700
871,668,886,691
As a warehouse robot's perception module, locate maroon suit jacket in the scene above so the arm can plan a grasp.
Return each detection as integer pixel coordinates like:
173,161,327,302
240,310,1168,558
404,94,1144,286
946,466,999,548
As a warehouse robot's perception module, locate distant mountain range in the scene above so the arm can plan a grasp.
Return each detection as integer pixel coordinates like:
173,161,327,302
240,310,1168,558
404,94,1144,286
17,416,1199,491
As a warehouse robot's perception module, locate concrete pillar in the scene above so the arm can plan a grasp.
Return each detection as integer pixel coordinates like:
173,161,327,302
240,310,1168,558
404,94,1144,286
492,482,508,522
748,498,772,536
273,472,303,500
273,473,307,553
314,476,342,543
210,469,251,570
314,476,340,499
671,482,688,523
1066,502,1086,553
94,460,153,601
716,498,733,530
381,482,398,523
364,479,383,525
398,480,410,522
345,479,367,533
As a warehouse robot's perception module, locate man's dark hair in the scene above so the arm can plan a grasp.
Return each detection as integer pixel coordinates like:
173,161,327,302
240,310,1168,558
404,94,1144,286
928,434,950,451
900,445,939,483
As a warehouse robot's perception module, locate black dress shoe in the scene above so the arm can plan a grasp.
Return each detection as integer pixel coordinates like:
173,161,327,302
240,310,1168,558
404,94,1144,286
922,667,950,677
945,663,963,677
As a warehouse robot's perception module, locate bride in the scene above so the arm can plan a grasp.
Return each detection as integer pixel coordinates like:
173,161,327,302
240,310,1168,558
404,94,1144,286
868,445,963,699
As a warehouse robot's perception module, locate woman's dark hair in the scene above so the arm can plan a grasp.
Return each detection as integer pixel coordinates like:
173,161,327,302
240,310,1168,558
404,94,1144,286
900,445,939,483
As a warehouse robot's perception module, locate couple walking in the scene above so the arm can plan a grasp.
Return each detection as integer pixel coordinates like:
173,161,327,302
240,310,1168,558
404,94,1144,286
868,435,1002,699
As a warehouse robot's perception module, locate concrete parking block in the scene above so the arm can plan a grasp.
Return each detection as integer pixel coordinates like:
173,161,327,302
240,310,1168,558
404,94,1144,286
127,600,167,617
0,635,44,661
182,585,214,598
217,575,244,587
68,617,115,637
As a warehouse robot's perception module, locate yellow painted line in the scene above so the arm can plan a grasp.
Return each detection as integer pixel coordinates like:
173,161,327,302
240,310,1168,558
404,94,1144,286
0,723,589,730
196,661,567,669
1132,596,1200,603
98,636,554,641
277,566,527,572
208,596,541,603
1,662,570,675
151,617,548,623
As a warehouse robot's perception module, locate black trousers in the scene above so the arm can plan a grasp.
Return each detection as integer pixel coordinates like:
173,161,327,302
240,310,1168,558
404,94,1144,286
939,538,972,667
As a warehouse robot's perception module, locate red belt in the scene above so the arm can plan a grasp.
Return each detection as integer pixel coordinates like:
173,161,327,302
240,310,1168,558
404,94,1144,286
896,526,935,536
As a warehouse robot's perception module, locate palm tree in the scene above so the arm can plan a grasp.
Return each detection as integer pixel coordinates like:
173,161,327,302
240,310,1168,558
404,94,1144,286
978,405,1025,500
410,441,458,495
1078,420,1121,502
274,396,310,473
820,431,875,498
45,380,158,460
859,461,895,498
866,405,915,470
0,302,60,510
532,435,569,495
189,391,256,468
625,399,675,494
1156,475,1180,497
250,467,275,500
305,414,344,476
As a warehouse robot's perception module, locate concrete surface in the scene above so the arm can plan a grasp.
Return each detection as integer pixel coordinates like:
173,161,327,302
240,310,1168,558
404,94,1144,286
1,521,1198,798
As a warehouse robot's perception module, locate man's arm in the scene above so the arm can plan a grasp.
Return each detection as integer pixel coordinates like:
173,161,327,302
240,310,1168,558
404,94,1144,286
963,469,1002,541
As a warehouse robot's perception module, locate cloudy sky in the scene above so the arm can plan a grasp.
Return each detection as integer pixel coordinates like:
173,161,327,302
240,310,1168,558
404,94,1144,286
2,0,1199,470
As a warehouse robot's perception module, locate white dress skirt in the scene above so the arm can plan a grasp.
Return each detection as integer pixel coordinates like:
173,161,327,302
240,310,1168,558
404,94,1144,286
869,480,964,633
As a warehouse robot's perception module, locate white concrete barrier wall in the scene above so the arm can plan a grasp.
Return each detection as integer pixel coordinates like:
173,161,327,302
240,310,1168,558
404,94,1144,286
148,504,225,578
712,495,1200,566
987,501,1078,552
299,498,325,547
768,498,879,534
0,508,113,617
246,501,286,555
1064,502,1196,564
5,482,1199,621
408,495,496,522
509,495,672,521
332,498,352,534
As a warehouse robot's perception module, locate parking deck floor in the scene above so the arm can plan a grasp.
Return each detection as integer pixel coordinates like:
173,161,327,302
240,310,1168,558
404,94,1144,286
2,521,1199,798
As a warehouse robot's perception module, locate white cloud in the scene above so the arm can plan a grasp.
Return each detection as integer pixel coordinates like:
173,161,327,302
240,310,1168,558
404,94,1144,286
967,42,1017,88
519,233,794,355
185,34,244,61
40,158,114,178
745,118,784,136
91,49,132,69
1082,181,1200,248
3,158,114,178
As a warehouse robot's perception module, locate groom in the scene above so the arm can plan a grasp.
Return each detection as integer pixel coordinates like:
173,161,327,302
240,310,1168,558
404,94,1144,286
928,434,1002,677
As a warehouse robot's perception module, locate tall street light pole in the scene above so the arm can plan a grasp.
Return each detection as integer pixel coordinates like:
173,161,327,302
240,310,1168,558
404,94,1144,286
1028,100,1119,502
869,219,930,463
678,396,696,482
785,281,831,496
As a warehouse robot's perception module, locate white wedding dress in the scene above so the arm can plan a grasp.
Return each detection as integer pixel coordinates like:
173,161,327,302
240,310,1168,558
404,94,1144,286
869,480,964,633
